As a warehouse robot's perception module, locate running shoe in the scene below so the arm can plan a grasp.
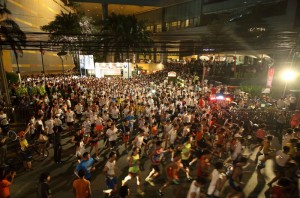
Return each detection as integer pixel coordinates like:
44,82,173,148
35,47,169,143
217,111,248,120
145,178,155,186
157,189,163,197
137,189,145,196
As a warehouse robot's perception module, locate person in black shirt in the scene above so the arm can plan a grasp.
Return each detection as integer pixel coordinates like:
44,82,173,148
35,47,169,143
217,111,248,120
122,120,131,152
53,127,62,164
37,172,52,198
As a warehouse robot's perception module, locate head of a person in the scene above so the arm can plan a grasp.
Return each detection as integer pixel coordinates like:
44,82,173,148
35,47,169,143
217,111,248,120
266,135,273,141
39,172,51,183
287,128,294,135
77,169,85,179
283,146,290,153
109,151,117,161
82,152,90,160
18,131,26,140
260,124,266,129
238,156,248,166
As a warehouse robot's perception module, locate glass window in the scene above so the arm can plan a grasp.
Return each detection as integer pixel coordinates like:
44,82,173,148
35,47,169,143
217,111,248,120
185,19,189,27
156,24,162,32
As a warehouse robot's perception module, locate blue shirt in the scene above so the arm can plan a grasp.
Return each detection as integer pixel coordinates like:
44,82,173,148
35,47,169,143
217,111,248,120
76,158,94,180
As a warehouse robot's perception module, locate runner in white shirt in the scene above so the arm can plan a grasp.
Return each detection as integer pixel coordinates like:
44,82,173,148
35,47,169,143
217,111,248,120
65,108,75,127
103,152,118,196
106,123,118,149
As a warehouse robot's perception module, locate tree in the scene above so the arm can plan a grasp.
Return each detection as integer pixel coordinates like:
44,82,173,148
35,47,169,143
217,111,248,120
101,13,153,62
0,3,26,104
41,11,99,70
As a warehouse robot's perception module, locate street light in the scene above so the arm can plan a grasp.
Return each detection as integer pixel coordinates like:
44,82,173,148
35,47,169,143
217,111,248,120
281,69,296,96
57,51,67,84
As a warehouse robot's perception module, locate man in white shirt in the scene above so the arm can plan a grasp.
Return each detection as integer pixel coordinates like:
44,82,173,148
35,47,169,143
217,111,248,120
65,108,75,127
268,146,290,186
110,106,120,122
103,152,117,196
106,123,118,149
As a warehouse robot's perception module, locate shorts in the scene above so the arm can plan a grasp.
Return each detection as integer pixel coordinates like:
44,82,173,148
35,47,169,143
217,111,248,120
109,141,116,147
229,178,242,192
67,122,73,126
181,159,189,168
20,150,32,162
151,164,160,172
143,139,149,144
168,144,175,150
76,113,82,119
90,142,98,147
106,176,117,189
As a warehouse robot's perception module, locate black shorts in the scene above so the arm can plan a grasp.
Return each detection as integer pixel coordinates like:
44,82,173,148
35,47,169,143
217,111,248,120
151,164,160,172
67,122,74,126
76,113,82,119
181,159,189,168
109,141,116,147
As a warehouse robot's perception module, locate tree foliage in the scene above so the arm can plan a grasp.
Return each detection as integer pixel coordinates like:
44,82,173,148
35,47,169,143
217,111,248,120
101,13,153,62
41,11,99,53
0,3,26,60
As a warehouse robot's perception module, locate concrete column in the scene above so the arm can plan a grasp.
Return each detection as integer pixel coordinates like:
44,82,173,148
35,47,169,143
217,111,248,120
102,3,108,20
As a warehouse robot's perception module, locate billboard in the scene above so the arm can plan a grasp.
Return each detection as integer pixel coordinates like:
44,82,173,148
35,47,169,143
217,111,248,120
79,55,95,69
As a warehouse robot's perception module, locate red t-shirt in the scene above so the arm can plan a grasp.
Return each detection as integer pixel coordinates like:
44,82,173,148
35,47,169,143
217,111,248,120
0,179,11,198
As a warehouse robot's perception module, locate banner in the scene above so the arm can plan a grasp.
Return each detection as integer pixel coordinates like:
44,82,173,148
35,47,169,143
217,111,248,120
266,67,275,88
80,55,95,69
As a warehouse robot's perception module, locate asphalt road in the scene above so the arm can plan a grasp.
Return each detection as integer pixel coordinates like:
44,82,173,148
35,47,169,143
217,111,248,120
6,127,299,198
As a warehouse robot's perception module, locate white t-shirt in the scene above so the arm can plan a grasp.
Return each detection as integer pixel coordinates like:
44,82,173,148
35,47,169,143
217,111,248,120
65,111,75,122
45,119,54,135
106,128,118,141
105,160,116,176
187,180,201,198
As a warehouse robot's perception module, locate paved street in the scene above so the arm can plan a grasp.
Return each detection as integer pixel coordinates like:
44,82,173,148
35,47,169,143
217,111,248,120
7,127,299,198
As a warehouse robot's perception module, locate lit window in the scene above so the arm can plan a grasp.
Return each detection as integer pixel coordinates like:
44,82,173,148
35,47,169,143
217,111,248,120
185,19,189,27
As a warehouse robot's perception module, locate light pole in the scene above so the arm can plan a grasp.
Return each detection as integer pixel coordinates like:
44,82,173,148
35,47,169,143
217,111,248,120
281,69,296,97
57,51,67,84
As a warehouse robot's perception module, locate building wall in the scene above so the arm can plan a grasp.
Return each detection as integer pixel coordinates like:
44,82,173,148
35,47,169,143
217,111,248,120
2,0,74,73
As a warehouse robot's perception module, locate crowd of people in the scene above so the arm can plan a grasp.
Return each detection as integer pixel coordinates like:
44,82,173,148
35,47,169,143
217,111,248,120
0,66,300,198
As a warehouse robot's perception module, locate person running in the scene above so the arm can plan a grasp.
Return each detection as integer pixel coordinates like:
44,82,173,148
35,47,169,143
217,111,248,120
37,172,52,198
103,152,117,196
145,141,164,186
106,123,118,150
88,124,100,160
73,169,91,198
228,156,248,197
75,152,95,181
158,156,189,197
121,147,144,196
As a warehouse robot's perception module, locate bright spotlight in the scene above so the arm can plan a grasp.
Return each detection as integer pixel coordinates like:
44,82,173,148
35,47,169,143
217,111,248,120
281,70,296,81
